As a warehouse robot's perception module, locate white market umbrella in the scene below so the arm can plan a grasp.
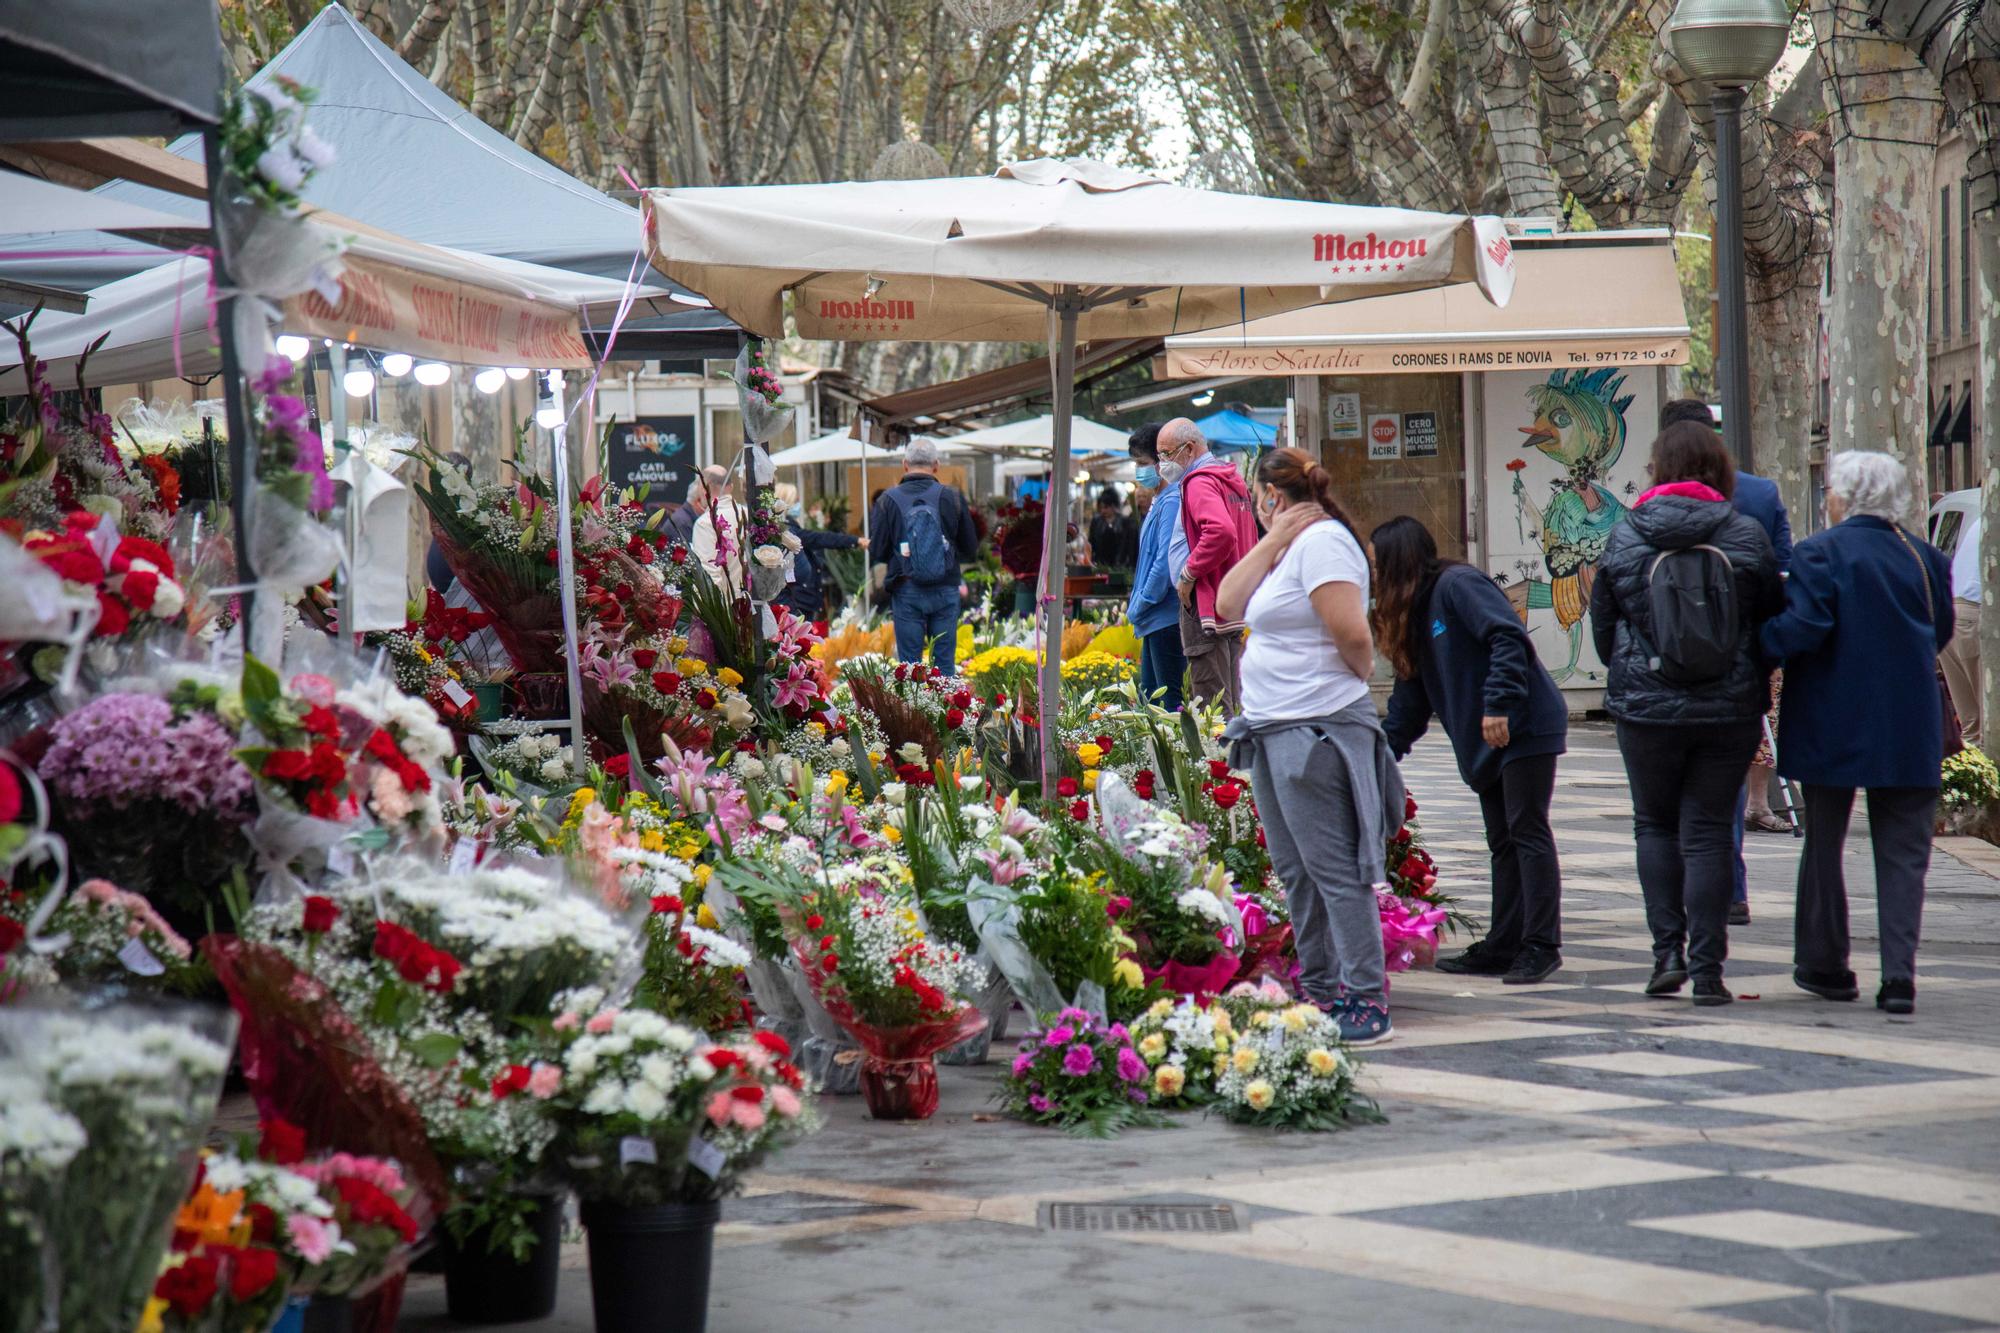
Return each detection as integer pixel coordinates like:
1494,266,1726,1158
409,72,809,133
944,413,1131,455
643,157,1516,788
764,429,898,469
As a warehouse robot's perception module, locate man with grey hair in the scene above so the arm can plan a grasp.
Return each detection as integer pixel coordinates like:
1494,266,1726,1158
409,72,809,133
869,436,978,671
1760,450,1951,1016
1160,416,1258,713
668,472,710,546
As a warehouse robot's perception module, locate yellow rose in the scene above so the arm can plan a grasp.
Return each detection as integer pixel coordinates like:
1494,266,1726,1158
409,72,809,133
1244,1079,1275,1111
677,656,708,677
1112,957,1145,989
1154,1065,1186,1098
1212,1011,1233,1038
718,667,745,688
881,824,902,844
1147,997,1175,1020
1077,742,1104,767
1083,769,1100,792
1232,1046,1259,1073
1215,1032,1231,1051
868,751,886,765
696,902,719,929
1139,1033,1167,1059
693,864,713,888
1307,1048,1340,1077
809,720,827,736
668,636,689,654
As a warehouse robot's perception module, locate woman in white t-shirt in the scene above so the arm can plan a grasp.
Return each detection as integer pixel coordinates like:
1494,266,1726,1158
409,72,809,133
1215,448,1400,1046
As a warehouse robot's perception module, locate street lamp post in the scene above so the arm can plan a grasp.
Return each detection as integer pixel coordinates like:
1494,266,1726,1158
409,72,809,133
1664,0,1791,472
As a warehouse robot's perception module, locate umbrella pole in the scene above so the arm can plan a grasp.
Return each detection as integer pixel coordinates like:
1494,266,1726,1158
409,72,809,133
1037,291,1083,796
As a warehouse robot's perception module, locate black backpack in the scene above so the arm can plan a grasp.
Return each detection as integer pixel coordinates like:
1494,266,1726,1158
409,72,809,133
1639,544,1739,683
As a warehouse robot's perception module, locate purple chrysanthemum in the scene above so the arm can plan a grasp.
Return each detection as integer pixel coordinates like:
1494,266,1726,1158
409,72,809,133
40,693,255,822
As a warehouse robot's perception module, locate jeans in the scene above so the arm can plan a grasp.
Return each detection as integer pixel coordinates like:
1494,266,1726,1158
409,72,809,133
891,581,961,674
1138,624,1187,710
1615,719,1761,980
1476,753,1563,955
1796,784,1935,982
1731,784,1749,905
1246,724,1388,1006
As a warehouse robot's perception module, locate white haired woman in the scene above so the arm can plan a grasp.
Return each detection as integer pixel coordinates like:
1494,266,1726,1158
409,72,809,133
1760,451,1952,1016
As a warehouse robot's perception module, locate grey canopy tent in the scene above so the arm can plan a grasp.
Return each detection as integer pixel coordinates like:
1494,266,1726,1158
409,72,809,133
0,1,221,140
0,3,736,354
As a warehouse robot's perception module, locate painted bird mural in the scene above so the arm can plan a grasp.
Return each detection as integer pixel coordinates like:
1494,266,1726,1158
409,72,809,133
1505,368,1635,682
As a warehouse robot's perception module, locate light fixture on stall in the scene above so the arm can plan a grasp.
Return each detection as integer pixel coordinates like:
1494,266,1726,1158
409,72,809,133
473,367,507,394
381,353,413,378
503,367,530,381
413,362,452,386
1190,390,1215,408
342,367,376,397
535,372,563,429
273,334,311,362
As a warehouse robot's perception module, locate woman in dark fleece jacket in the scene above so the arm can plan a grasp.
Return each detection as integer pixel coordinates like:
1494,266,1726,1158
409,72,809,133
1376,517,1570,985
1588,421,1783,1007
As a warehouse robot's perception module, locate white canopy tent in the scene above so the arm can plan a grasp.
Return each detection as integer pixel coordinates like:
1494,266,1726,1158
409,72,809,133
643,157,1516,786
763,429,899,469
0,172,201,239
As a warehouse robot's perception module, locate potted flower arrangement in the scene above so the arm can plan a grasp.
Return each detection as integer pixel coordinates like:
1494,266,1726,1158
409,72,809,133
1125,995,1235,1107
540,988,816,1333
1212,988,1382,1131
998,1007,1164,1136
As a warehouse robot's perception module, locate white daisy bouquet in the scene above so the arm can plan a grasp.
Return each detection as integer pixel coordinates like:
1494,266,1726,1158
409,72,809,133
0,1004,235,1333
539,988,817,1206
1211,991,1381,1131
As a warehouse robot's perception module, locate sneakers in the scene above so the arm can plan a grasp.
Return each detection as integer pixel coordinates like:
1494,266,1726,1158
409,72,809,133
1336,997,1394,1047
1692,976,1734,1007
1435,939,1513,977
1646,948,1689,996
1728,901,1751,926
1794,967,1860,1002
1502,947,1563,985
1877,978,1915,1015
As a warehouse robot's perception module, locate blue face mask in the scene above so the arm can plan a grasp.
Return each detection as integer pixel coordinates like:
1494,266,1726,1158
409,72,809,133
1135,464,1161,489
786,503,804,523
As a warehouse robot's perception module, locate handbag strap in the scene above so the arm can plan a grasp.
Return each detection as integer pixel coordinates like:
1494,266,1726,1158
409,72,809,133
1893,525,1937,628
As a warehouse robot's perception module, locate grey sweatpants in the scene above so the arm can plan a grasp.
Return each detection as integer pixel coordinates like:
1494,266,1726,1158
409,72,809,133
1247,726,1388,1005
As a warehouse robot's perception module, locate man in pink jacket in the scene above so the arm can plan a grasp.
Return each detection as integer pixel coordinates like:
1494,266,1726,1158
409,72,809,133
1160,417,1260,714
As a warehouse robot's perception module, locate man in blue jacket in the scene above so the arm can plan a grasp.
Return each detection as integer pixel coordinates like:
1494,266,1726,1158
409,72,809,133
1661,399,1794,925
867,438,979,673
1126,423,1186,709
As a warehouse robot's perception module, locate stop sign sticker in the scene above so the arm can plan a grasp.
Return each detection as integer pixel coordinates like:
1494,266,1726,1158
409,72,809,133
1367,413,1402,460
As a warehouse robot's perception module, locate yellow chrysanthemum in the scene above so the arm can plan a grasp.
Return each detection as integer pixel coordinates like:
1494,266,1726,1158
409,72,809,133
414,644,434,664
1232,1046,1259,1073
1244,1079,1276,1111
1147,997,1175,1020
718,667,745,688
1139,1033,1167,1059
1112,957,1145,990
696,903,719,930
1212,1011,1234,1038
1154,1065,1186,1098
1306,1048,1341,1077
567,787,598,820
1076,742,1104,767
639,829,668,853
1060,650,1136,689
881,825,902,844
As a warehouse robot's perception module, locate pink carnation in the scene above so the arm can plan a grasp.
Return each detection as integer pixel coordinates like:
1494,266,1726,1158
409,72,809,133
287,1213,338,1264
551,1011,580,1032
730,1099,766,1131
526,1063,562,1099
769,1086,802,1118
705,1091,734,1127
585,1011,618,1034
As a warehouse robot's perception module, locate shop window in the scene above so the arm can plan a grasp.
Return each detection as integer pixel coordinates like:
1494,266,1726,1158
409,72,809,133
1315,374,1467,559
1963,181,1974,342
1939,185,1953,341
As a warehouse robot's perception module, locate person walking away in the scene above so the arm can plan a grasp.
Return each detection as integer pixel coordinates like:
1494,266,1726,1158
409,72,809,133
1162,418,1258,714
1939,508,1982,749
1376,516,1570,985
868,437,978,673
773,482,865,622
1215,448,1399,1046
1126,424,1187,709
1760,451,1950,1016
1588,421,1782,1006
1089,487,1139,578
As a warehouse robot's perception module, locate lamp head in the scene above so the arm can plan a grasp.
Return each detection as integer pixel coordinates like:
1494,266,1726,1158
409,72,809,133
1663,0,1790,88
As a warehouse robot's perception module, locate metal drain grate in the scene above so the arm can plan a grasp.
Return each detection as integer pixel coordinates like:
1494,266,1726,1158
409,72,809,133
1041,1202,1243,1234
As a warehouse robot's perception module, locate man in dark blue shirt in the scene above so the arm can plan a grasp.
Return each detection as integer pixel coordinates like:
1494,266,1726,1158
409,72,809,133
867,438,980,673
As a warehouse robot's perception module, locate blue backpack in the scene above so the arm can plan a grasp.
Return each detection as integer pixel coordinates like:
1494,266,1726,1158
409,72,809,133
891,485,959,585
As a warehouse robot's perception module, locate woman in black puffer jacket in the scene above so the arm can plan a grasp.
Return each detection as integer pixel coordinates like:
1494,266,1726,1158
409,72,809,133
1588,421,1782,1007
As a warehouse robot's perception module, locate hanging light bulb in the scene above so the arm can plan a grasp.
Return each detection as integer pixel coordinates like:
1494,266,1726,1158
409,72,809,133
381,353,413,377
273,334,311,362
473,368,506,394
503,367,530,381
342,367,376,398
413,362,452,386
534,403,563,429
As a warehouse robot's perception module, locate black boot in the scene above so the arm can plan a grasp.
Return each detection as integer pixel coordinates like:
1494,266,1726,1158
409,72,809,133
1692,976,1734,1007
1645,948,1689,996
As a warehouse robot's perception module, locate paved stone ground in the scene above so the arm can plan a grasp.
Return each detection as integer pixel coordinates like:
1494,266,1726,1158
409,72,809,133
400,722,2000,1332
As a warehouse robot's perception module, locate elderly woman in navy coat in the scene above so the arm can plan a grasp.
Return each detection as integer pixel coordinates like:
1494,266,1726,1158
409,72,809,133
1760,451,1952,1016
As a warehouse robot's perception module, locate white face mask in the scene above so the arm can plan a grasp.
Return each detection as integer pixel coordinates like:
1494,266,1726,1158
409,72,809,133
1158,458,1187,486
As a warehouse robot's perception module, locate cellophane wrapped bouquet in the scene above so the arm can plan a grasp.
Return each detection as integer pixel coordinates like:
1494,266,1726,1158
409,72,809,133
0,1002,236,1333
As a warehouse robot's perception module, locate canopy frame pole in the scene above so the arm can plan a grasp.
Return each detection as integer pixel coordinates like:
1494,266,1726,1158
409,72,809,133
201,126,260,646
1036,286,1085,796
548,371,589,779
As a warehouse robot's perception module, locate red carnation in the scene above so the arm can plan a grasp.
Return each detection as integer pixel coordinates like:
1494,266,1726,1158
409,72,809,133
821,953,839,973
258,1118,307,1165
804,913,823,930
651,894,684,915
301,895,339,934
226,1244,280,1302
262,749,314,782
705,1048,739,1072
753,1031,792,1058
302,705,342,741
730,1084,765,1104
1505,458,1528,472
155,1249,220,1317
120,567,160,612
0,917,23,955
491,1064,533,1100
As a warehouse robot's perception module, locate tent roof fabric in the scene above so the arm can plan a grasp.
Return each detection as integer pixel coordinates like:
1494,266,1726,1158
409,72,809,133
763,431,899,469
0,3,222,139
942,414,1131,455
1162,232,1684,377
861,337,1158,431
0,171,203,238
1193,409,1276,446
